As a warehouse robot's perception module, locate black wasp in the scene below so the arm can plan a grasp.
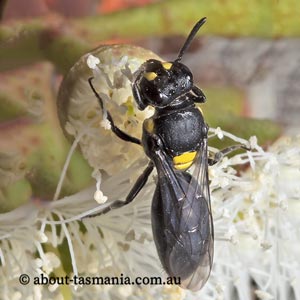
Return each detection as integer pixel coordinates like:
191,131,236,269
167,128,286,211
88,17,247,291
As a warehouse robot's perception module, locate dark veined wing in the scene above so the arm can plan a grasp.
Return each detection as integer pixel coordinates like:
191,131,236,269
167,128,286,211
180,137,214,291
152,137,213,292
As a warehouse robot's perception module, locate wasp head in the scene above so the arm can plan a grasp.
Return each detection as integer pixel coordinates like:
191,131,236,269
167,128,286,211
132,59,193,110
132,17,206,111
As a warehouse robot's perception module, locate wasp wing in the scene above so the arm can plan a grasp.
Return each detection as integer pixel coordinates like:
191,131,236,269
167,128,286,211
181,137,214,291
152,138,213,291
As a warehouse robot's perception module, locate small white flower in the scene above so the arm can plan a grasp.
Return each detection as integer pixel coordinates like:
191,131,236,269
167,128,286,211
93,190,108,204
215,127,224,139
41,252,60,274
92,169,108,203
249,135,258,149
34,258,44,268
100,118,111,130
87,54,100,69
34,231,48,243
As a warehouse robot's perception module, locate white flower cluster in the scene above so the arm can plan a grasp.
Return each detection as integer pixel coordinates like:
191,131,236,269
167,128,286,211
58,47,156,176
1,126,299,299
204,132,300,300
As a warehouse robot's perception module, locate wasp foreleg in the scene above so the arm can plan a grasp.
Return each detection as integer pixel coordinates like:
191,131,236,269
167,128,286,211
88,77,141,145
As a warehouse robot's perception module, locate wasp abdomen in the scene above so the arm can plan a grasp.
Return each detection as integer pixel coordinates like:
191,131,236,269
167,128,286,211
151,171,211,286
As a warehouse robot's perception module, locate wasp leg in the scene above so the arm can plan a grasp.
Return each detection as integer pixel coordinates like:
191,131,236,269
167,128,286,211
85,162,154,218
191,86,206,103
208,144,250,166
88,77,141,145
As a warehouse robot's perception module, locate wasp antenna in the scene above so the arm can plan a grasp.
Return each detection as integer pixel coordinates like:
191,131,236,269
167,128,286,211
176,17,207,62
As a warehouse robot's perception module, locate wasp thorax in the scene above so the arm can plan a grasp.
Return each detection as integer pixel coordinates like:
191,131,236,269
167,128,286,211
132,59,193,110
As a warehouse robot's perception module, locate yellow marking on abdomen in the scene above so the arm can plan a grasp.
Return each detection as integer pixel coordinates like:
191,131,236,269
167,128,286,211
173,151,197,170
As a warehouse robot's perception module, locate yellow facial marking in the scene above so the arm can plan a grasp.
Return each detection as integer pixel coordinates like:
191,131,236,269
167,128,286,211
162,62,172,70
144,72,157,81
173,151,197,170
